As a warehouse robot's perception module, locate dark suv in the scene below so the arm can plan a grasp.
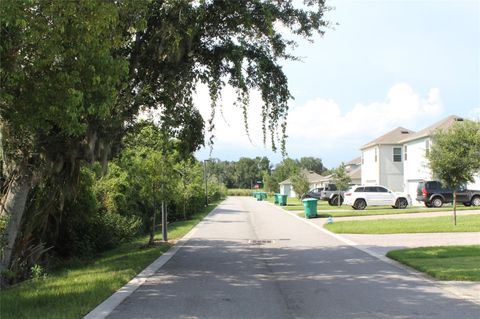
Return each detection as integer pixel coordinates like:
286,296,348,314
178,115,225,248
416,181,480,208
303,184,344,205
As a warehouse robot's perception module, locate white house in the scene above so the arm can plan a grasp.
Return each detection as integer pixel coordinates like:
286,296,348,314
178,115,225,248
360,127,414,191
345,157,361,185
280,157,361,196
400,115,480,205
279,171,324,198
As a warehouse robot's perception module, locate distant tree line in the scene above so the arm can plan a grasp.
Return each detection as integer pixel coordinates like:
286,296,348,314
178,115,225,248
207,156,328,192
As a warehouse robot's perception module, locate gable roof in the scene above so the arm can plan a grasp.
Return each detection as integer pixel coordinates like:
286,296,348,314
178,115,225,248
348,166,361,179
361,127,415,150
399,115,464,143
346,156,361,166
279,170,324,185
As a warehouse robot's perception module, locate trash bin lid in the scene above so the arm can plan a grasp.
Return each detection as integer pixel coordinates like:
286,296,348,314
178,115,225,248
302,198,318,202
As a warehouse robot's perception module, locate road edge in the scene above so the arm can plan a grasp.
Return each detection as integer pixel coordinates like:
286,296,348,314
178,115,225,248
83,202,223,319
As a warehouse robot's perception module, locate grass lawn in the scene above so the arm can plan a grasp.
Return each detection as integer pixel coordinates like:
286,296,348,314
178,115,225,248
387,245,480,281
0,201,220,319
286,201,480,217
324,214,480,234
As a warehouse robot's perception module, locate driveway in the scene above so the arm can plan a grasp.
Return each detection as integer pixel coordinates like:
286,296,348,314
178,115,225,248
105,197,480,318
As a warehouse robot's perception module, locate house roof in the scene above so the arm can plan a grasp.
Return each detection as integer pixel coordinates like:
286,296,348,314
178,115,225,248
279,170,324,185
399,115,464,143
346,156,361,166
311,174,333,183
361,127,415,150
348,166,361,179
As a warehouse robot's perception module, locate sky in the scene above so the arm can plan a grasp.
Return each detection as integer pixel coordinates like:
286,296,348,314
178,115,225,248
194,0,480,168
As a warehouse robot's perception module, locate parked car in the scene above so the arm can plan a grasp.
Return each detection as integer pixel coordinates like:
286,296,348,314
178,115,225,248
302,187,324,200
303,184,344,205
416,181,480,208
343,185,412,210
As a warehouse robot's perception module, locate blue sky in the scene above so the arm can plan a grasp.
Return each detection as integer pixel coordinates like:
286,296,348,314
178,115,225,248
195,0,480,168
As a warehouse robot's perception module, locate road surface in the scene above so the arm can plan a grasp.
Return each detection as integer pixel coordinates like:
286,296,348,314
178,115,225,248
107,197,480,319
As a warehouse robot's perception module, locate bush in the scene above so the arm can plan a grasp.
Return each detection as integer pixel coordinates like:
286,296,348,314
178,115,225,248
56,167,142,258
227,189,254,196
207,177,227,202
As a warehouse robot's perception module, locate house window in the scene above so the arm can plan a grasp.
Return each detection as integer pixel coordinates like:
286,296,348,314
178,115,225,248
375,148,378,162
425,140,430,156
404,145,408,161
361,154,364,164
393,147,402,162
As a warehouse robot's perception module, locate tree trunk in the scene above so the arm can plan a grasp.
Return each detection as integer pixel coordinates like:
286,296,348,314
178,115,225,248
0,173,31,272
453,191,457,226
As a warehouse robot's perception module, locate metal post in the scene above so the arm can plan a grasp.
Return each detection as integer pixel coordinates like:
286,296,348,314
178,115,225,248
162,200,167,242
204,160,208,207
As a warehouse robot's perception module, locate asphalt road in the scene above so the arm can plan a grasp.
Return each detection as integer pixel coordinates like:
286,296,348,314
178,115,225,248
107,197,480,319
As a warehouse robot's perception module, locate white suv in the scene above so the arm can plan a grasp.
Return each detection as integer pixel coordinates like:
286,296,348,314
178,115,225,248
343,185,412,210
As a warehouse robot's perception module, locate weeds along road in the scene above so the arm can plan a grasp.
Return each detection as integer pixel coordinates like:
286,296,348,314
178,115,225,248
107,196,480,319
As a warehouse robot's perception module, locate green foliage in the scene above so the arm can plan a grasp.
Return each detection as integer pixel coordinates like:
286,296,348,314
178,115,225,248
30,264,46,281
427,120,480,224
428,120,480,189
290,171,310,199
175,159,204,219
0,0,330,281
56,166,141,258
264,158,300,192
332,163,351,191
206,157,270,189
207,176,228,202
298,157,326,174
227,189,255,196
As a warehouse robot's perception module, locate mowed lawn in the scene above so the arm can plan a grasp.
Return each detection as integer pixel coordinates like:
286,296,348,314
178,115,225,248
0,202,220,319
387,246,480,281
273,196,480,216
324,214,480,234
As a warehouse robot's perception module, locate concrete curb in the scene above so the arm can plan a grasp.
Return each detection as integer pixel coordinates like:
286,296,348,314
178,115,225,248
83,204,222,319
270,202,480,305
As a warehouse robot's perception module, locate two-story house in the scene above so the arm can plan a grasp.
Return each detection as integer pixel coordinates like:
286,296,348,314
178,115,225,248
360,127,414,191
345,156,361,185
360,115,480,205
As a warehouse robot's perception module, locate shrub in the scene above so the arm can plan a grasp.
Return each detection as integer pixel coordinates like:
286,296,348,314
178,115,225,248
227,189,254,196
208,177,227,202
56,166,142,258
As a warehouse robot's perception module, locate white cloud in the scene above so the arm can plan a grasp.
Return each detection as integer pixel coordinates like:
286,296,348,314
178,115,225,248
194,84,269,148
286,83,443,148
194,82,444,162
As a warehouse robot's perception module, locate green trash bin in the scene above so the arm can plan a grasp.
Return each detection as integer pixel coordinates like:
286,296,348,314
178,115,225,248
303,198,318,219
274,193,280,204
279,194,288,206
255,192,265,201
